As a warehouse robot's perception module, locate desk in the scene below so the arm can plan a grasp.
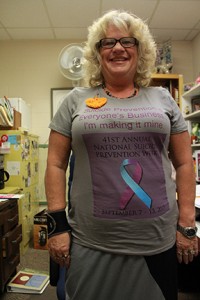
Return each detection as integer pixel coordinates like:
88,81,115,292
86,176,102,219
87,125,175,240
0,199,22,293
0,186,35,254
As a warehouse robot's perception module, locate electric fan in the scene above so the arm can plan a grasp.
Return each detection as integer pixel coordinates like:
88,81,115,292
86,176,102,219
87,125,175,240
58,43,84,86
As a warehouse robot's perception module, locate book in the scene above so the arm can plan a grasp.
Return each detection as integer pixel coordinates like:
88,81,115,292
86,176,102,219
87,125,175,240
196,221,200,238
6,270,49,294
0,194,24,199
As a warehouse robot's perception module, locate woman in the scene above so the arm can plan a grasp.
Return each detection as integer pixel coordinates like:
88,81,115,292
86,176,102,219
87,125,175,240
45,10,198,300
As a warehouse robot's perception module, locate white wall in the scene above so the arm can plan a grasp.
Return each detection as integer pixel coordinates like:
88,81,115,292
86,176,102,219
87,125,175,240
172,41,194,83
192,32,200,80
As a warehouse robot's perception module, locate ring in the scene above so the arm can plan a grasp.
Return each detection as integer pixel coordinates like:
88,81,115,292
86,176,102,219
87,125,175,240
183,251,189,256
63,254,68,258
188,249,195,255
177,251,182,255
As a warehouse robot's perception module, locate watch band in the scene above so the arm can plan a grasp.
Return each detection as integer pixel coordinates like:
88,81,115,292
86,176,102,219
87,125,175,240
177,224,197,239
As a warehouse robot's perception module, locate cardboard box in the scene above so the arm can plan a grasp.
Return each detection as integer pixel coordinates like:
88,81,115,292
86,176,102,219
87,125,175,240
0,110,21,130
8,98,31,130
13,110,21,129
33,210,48,250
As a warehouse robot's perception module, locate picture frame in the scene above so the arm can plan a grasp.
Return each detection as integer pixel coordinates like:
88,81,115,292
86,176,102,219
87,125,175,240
191,96,200,113
51,88,72,118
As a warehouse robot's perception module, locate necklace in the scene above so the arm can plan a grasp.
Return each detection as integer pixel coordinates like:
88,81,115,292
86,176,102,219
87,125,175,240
102,83,138,99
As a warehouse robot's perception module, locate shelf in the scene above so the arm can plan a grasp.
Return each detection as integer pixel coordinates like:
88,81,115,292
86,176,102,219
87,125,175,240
182,83,200,99
182,83,200,119
185,110,200,120
150,73,183,107
151,73,181,80
182,84,200,159
191,143,200,148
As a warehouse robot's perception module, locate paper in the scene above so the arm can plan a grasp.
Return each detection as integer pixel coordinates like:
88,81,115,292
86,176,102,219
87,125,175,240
196,185,200,197
6,161,20,176
196,221,200,238
195,197,200,208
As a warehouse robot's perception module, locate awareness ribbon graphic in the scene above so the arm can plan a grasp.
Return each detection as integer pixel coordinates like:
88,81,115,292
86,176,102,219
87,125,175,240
120,159,152,209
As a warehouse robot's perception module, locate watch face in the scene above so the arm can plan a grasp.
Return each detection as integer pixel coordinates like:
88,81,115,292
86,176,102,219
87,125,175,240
185,228,196,236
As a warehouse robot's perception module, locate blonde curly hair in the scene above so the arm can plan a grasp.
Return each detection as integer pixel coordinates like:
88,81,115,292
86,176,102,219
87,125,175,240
83,10,157,87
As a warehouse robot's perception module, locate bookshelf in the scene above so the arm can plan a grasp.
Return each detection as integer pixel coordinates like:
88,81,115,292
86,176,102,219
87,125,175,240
181,84,200,182
150,74,183,108
182,83,200,140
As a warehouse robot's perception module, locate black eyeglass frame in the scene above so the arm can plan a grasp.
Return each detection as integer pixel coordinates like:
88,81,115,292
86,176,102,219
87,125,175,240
96,37,139,49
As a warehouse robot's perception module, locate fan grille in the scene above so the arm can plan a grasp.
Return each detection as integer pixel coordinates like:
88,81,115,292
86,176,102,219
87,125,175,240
58,44,84,81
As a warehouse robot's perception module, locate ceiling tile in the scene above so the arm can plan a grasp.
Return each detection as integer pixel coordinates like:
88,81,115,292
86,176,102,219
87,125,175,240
7,28,55,40
195,20,200,30
46,0,100,27
0,0,199,41
151,28,191,42
185,29,200,41
0,0,50,27
101,0,158,21
0,28,10,40
150,0,200,29
54,28,88,40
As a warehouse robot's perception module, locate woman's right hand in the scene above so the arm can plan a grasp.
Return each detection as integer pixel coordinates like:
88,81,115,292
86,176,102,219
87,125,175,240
48,232,71,267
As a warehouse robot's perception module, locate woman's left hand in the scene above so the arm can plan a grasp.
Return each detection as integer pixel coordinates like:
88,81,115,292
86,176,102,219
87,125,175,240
176,231,198,264
48,232,71,267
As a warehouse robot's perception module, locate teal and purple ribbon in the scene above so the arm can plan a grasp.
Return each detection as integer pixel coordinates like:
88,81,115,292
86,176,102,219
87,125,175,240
120,159,152,209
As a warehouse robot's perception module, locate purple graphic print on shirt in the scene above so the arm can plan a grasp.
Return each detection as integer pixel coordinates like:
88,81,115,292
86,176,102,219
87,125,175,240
83,132,169,220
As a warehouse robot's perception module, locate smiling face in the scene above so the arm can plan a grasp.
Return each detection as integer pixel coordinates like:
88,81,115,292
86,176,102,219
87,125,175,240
99,24,138,85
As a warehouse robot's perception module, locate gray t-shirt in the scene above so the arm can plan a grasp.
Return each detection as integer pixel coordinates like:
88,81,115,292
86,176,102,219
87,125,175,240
49,86,187,255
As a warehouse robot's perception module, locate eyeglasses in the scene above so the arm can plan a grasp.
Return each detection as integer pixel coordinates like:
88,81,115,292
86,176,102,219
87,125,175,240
96,37,139,49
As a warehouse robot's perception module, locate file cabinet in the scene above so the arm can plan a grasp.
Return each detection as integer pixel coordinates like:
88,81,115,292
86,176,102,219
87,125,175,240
1,129,40,254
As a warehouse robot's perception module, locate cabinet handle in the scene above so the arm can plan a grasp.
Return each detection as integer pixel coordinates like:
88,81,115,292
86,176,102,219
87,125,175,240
12,234,22,244
9,255,19,265
8,215,18,223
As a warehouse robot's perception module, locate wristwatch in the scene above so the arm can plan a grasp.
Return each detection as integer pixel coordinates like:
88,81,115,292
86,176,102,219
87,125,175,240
177,224,197,239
